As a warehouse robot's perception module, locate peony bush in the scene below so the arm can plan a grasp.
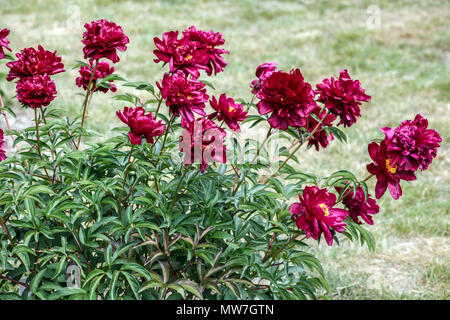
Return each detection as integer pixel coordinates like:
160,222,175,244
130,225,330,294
0,21,442,300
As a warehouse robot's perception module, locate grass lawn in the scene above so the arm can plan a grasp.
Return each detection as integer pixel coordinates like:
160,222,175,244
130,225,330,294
1,0,448,299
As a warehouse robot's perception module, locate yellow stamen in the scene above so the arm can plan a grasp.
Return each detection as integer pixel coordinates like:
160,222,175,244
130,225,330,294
385,158,397,174
318,203,330,216
187,95,193,100
185,55,193,61
228,106,235,113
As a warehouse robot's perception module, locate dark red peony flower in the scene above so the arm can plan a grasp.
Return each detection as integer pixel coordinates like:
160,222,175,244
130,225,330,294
208,94,248,131
153,26,229,78
305,106,337,151
0,28,12,60
82,19,129,63
154,31,182,68
16,74,57,109
181,26,229,76
153,30,201,78
6,45,65,81
157,72,209,127
116,106,165,145
76,60,116,93
315,69,371,127
0,129,6,162
335,184,379,225
381,114,442,172
179,117,226,173
250,62,278,94
257,68,317,130
290,186,348,246
366,141,416,200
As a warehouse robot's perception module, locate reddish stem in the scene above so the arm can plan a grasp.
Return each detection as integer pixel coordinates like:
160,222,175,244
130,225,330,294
0,274,29,289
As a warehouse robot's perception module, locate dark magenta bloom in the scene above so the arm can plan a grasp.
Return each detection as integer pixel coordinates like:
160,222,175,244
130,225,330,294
290,186,349,246
315,69,371,127
305,106,337,151
116,107,165,145
153,30,200,78
153,26,229,78
366,141,416,200
157,72,208,127
0,129,6,162
335,185,379,225
6,45,65,81
250,62,278,94
16,74,57,109
0,28,12,60
82,19,129,63
75,60,116,93
208,94,248,131
179,118,226,173
257,68,317,130
181,26,229,76
381,114,442,172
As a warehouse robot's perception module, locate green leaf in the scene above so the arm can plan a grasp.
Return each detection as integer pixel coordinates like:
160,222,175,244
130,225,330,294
120,263,152,281
30,269,47,293
108,270,121,300
177,280,203,300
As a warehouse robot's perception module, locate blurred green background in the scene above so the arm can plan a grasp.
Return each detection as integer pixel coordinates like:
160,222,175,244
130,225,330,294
1,0,448,299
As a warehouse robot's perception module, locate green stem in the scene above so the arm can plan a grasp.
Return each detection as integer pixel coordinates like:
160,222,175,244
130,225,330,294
245,93,257,112
275,140,302,174
253,127,272,163
40,106,57,163
154,115,175,167
232,127,273,196
167,165,190,215
34,109,43,161
264,233,306,264
268,111,330,179
34,109,52,181
76,59,99,149
362,173,375,183
155,97,163,116
0,215,15,248
160,115,174,153
117,145,135,218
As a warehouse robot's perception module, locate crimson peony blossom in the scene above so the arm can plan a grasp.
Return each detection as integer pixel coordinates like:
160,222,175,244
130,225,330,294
76,60,116,93
179,118,226,173
257,68,317,130
290,186,348,246
6,45,65,81
335,185,379,225
0,28,12,60
153,30,200,78
181,26,229,76
305,106,337,151
157,72,208,127
0,129,6,162
153,26,229,78
366,141,416,200
315,69,371,127
82,19,129,63
16,74,57,109
250,62,278,94
116,107,165,145
208,94,248,131
381,114,441,172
